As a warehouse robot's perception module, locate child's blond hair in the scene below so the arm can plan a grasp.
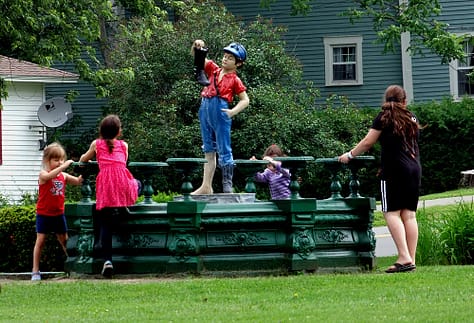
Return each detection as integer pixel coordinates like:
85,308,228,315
42,142,67,163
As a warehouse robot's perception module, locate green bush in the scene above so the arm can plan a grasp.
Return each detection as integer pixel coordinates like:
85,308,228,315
411,96,474,195
0,206,67,272
416,207,450,265
439,202,474,264
102,1,319,194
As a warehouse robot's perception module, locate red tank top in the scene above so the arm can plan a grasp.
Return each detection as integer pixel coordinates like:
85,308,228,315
36,172,66,216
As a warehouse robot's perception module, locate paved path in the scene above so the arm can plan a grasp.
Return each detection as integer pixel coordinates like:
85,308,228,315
374,195,474,257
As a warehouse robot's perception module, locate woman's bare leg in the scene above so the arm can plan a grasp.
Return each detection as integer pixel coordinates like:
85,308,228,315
401,209,418,264
384,210,413,264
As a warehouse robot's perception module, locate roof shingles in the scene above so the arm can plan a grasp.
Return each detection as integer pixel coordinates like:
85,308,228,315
0,55,78,79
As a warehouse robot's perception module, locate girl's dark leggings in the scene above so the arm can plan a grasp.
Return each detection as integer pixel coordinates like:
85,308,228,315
98,207,121,261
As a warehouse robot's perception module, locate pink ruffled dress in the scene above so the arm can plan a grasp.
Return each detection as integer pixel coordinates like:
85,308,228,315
95,139,138,210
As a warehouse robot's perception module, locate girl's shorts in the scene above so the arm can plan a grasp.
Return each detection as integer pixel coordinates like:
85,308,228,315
36,214,68,234
380,180,419,212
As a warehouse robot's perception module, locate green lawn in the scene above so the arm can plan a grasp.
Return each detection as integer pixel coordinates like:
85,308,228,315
1,259,472,322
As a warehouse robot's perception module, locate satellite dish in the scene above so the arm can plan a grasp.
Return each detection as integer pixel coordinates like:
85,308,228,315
37,97,73,128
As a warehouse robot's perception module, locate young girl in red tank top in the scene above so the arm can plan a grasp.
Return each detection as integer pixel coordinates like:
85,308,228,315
32,142,83,281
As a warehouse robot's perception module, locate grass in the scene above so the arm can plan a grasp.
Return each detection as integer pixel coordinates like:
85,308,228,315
1,260,473,322
372,187,474,227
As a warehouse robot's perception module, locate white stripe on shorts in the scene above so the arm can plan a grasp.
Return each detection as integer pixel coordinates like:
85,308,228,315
380,180,387,212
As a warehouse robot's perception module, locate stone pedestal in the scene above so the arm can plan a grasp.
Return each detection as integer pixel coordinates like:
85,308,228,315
460,170,474,187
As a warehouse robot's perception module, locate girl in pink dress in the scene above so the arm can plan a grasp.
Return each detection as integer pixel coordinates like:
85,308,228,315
80,114,139,277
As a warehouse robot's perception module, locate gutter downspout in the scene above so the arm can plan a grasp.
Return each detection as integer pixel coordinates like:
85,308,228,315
400,0,414,103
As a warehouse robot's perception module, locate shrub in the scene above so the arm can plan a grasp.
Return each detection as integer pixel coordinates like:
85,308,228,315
104,0,321,194
0,206,66,272
411,96,474,195
416,207,450,265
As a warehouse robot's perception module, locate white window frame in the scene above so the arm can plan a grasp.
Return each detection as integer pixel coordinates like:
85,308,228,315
324,36,363,86
449,32,474,100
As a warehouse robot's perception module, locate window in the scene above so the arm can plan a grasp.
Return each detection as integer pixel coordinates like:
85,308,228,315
449,35,474,99
324,36,363,86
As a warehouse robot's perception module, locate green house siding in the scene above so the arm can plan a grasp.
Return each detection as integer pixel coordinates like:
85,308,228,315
45,78,105,134
412,0,474,102
411,54,451,102
45,61,106,144
222,0,403,108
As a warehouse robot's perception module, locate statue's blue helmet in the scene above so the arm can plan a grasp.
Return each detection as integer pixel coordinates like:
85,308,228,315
223,42,247,62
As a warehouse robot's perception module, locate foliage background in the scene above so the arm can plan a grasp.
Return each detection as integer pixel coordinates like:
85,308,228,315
0,206,66,272
411,97,474,195
49,0,473,199
99,0,377,198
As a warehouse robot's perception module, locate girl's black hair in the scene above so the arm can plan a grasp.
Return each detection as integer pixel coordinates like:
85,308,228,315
99,115,121,153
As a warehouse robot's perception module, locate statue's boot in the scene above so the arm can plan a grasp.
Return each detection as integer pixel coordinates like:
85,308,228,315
221,164,234,193
194,47,210,86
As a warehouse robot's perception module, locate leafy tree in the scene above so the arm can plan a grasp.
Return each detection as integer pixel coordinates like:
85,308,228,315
0,0,170,101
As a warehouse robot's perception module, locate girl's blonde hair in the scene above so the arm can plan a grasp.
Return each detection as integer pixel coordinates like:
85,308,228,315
42,142,67,162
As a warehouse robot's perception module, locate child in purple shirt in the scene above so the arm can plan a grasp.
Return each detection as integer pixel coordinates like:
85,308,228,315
252,144,291,200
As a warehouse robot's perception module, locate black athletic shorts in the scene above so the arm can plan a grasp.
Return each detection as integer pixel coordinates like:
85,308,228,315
380,179,419,212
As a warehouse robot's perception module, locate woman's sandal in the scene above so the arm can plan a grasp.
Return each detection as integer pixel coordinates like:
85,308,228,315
385,263,416,273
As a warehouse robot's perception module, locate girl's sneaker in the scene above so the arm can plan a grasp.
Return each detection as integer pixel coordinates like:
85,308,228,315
31,272,41,281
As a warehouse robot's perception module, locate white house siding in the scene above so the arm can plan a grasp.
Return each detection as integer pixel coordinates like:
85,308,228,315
0,82,45,202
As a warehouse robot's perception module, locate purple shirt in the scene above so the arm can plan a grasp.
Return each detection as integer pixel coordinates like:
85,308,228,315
254,162,291,199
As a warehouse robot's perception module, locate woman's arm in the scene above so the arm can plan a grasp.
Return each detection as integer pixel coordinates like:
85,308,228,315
339,129,381,163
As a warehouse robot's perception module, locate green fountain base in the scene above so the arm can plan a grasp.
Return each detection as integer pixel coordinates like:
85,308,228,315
64,196,376,276
65,156,376,276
